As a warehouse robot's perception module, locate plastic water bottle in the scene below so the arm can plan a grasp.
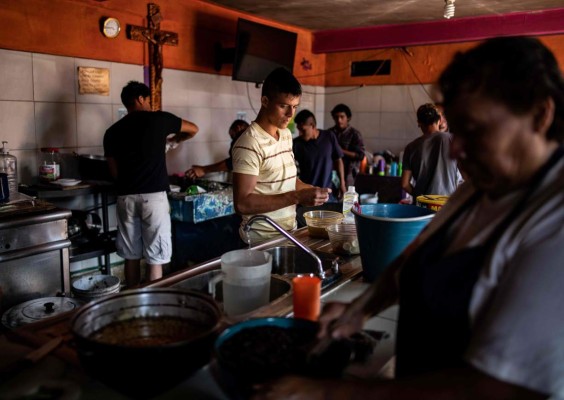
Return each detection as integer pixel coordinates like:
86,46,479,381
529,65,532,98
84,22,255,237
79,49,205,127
0,141,17,196
378,160,385,176
342,186,358,224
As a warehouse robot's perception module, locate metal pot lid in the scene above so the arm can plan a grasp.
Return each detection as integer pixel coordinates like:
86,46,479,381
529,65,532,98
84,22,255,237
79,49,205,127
1,297,84,330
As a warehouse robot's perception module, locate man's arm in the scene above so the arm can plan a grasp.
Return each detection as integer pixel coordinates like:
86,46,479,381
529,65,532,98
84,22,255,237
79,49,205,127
106,156,118,180
345,129,366,160
401,169,414,195
185,159,229,179
170,119,199,143
335,158,347,196
296,178,313,190
233,173,329,215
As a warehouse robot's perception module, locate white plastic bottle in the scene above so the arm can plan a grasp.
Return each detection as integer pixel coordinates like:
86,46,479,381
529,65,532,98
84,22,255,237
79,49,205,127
0,141,17,196
342,186,358,224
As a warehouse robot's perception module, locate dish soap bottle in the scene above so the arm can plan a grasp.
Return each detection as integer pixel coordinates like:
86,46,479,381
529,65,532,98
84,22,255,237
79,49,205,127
342,186,358,224
0,141,17,195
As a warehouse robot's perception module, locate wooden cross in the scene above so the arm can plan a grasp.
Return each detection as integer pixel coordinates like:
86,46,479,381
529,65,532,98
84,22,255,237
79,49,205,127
126,3,178,111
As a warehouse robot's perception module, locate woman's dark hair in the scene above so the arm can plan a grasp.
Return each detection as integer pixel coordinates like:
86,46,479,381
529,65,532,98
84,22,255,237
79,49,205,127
438,36,564,142
120,81,150,109
261,67,302,100
331,103,352,119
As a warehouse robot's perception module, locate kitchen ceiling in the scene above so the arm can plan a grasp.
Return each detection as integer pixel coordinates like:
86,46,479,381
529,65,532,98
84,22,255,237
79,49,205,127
205,0,564,31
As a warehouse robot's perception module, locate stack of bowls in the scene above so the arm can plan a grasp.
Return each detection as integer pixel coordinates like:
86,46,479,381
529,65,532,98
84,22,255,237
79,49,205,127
326,224,360,255
303,210,344,238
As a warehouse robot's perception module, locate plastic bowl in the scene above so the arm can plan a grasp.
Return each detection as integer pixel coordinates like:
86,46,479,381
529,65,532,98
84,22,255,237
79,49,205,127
214,317,350,398
303,210,344,238
326,224,360,255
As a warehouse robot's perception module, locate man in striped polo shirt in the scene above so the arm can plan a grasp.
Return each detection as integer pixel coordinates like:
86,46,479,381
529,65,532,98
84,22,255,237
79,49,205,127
232,68,331,243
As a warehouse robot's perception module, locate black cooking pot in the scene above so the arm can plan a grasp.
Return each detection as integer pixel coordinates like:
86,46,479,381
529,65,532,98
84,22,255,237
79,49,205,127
71,288,223,399
77,154,112,182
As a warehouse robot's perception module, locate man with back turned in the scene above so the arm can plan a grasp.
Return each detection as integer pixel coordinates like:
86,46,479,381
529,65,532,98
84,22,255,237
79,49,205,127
104,81,199,287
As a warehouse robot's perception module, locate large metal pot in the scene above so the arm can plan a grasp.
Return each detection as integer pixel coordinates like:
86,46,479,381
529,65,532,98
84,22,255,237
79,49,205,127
71,288,222,398
76,154,112,182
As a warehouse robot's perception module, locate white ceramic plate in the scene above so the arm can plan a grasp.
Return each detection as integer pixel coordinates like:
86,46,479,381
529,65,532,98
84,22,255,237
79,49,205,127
55,179,82,187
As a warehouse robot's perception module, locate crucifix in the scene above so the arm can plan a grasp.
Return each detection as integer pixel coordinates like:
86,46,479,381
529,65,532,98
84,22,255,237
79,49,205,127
126,3,178,111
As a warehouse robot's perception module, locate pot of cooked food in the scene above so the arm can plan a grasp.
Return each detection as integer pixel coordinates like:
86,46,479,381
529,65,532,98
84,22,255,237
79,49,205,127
70,288,222,399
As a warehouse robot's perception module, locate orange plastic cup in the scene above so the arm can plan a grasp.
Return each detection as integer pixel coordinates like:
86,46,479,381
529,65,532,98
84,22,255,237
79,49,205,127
292,275,321,321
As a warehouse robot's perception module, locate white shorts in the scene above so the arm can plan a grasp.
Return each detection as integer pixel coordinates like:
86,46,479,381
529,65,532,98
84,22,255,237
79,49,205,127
115,192,172,265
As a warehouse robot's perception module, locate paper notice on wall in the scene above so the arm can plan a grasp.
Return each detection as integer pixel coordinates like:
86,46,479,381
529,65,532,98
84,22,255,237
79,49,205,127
78,67,110,96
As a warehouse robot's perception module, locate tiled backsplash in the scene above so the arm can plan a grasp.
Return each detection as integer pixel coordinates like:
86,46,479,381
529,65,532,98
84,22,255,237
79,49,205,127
0,48,434,186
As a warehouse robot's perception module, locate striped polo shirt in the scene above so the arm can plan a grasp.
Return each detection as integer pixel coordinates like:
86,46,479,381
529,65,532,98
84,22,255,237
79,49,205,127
232,121,298,242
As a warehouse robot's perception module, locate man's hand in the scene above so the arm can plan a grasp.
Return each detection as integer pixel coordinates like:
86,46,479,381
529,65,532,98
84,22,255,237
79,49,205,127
185,166,205,180
296,187,331,206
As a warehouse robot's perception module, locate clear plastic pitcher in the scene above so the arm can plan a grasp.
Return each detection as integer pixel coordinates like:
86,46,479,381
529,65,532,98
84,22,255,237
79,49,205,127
220,249,272,316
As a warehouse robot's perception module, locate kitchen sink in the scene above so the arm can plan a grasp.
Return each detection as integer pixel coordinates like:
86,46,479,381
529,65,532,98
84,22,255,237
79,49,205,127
168,246,343,315
265,246,342,287
171,269,291,305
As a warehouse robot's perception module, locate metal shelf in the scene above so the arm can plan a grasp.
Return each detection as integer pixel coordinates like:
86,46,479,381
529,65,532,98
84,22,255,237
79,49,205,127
19,184,116,274
69,231,117,263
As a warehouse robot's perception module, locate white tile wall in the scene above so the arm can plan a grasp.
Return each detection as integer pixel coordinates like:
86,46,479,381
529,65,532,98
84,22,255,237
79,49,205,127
0,48,438,185
34,102,78,149
32,53,75,102
0,50,33,101
0,101,35,149
76,103,113,148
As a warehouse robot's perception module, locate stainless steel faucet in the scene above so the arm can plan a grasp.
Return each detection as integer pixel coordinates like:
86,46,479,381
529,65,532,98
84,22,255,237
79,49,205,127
244,215,326,280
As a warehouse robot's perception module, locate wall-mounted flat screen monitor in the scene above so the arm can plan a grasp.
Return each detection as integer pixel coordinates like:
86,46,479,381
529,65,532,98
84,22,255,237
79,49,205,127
232,18,297,84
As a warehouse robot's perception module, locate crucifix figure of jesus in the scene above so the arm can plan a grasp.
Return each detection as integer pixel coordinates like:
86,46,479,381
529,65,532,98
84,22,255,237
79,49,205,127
127,3,178,111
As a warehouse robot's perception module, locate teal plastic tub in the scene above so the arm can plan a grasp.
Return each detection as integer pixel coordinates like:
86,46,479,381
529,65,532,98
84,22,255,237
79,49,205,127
353,204,435,282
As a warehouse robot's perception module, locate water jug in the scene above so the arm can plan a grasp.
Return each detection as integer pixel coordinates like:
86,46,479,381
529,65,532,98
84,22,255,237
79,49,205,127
219,249,272,316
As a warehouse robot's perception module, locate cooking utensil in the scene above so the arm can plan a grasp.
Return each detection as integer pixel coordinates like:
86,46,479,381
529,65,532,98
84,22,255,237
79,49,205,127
76,154,112,181
1,297,84,330
0,336,63,378
71,288,222,399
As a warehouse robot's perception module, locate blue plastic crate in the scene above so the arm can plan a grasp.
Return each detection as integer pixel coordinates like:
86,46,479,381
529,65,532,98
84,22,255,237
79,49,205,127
169,186,234,223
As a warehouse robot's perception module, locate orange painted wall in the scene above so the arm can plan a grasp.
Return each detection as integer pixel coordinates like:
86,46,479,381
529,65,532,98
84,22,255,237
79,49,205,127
0,0,326,86
323,35,564,86
2,0,564,87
